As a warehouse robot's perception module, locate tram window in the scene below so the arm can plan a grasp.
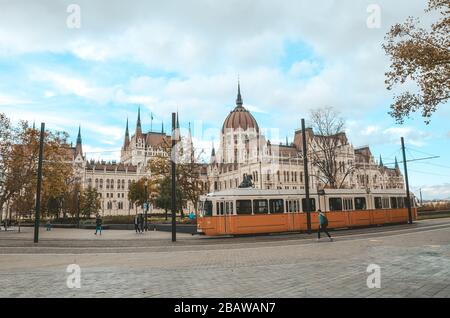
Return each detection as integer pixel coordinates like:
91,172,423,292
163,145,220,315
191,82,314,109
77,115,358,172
354,197,367,210
253,200,268,214
203,201,213,217
390,197,398,209
397,197,405,208
269,199,284,213
382,197,390,209
230,202,234,214
329,198,343,211
225,202,229,214
220,202,225,215
343,198,353,210
301,198,316,212
374,197,382,209
295,200,299,212
216,202,219,215
236,200,252,215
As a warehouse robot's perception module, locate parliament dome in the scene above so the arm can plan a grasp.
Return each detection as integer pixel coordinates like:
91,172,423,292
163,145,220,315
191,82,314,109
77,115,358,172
222,82,259,133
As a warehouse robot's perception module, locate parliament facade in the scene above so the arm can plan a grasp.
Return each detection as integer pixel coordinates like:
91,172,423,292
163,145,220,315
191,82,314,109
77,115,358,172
71,83,404,216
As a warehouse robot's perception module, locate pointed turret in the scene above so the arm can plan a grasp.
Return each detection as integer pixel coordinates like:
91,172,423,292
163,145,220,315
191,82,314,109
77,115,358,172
123,117,130,149
187,122,194,162
210,141,216,164
161,122,164,134
75,126,83,158
135,106,143,139
286,136,288,146
395,156,399,170
379,155,383,167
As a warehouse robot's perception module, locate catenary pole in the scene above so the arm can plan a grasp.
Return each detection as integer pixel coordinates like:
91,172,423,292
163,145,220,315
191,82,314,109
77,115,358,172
401,137,413,224
301,119,312,233
34,123,45,243
171,113,177,242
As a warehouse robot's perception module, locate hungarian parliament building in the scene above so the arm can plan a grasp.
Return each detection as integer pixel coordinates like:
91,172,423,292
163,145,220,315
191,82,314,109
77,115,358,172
70,84,405,216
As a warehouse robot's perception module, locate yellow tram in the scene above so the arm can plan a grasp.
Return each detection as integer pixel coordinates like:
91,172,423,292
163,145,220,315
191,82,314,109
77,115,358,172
197,188,417,236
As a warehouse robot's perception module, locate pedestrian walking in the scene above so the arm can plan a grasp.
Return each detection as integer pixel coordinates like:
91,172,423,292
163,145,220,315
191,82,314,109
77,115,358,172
134,214,141,233
94,214,102,236
45,220,52,231
139,214,145,234
317,210,333,242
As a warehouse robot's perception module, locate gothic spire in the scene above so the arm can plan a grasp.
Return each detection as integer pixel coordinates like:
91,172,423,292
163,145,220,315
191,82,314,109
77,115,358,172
75,125,83,157
123,117,130,149
135,107,142,138
210,140,216,164
395,156,399,169
379,155,383,167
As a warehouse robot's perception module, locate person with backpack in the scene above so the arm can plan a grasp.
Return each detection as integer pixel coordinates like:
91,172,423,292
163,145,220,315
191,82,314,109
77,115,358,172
94,214,103,236
317,209,333,241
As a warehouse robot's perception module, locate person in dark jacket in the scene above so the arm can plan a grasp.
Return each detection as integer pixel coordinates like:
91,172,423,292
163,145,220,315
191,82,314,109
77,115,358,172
94,214,102,235
134,214,141,233
317,210,333,241
139,214,145,234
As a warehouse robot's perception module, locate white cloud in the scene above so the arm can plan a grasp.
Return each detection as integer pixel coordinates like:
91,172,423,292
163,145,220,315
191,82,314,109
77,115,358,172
0,93,33,105
289,60,320,77
83,145,121,162
412,183,450,200
346,121,432,148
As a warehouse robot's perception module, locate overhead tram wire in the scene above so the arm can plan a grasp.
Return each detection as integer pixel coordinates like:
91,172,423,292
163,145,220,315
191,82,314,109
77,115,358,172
417,161,450,170
383,156,440,166
408,168,450,178
406,146,439,158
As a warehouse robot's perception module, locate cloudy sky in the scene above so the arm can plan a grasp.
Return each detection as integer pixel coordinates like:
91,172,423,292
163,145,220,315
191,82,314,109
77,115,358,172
0,0,448,199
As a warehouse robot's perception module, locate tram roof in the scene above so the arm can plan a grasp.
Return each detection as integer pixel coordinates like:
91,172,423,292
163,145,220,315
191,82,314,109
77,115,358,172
203,187,406,198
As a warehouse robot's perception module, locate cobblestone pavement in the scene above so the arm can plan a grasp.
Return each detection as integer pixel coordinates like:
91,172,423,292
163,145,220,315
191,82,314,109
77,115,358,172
1,218,450,298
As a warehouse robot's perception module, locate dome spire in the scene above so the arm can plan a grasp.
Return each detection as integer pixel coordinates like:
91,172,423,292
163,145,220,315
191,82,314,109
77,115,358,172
236,79,243,107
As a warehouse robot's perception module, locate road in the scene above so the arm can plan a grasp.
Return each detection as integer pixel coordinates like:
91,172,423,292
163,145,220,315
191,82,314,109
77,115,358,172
1,218,450,298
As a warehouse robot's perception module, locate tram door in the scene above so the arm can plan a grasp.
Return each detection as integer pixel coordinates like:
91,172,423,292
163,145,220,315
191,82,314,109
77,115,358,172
287,199,295,231
218,201,232,234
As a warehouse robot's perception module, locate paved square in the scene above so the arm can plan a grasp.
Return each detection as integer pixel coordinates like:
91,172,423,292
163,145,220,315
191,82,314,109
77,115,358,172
1,218,450,298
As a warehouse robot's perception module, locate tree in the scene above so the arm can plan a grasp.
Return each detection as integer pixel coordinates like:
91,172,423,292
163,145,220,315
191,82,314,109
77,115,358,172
79,186,101,218
0,117,75,220
308,107,354,189
128,177,158,211
0,113,14,214
147,136,206,217
383,0,450,123
154,176,184,220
